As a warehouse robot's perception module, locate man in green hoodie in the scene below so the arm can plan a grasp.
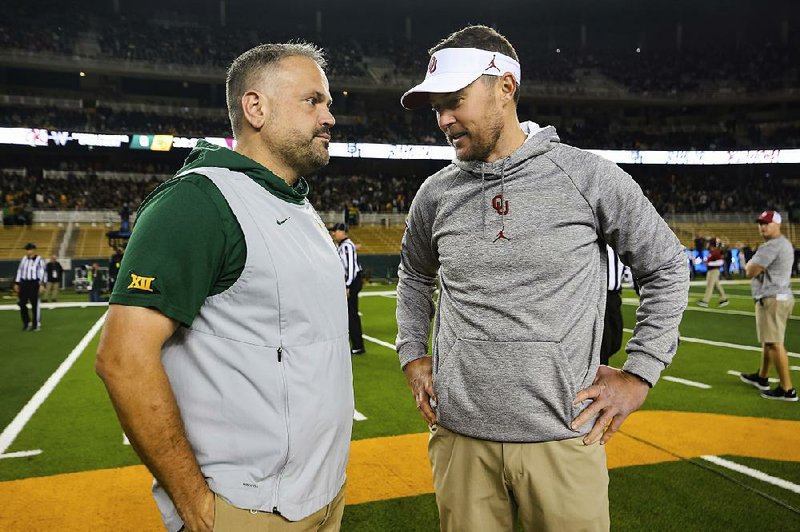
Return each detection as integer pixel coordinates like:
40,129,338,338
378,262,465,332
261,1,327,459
96,43,353,532
397,25,688,531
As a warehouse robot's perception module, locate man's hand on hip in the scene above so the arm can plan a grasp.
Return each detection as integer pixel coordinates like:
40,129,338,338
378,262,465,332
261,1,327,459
570,365,649,445
403,357,438,426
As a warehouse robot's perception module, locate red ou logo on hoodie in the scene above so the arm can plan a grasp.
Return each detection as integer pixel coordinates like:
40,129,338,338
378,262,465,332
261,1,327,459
492,194,509,215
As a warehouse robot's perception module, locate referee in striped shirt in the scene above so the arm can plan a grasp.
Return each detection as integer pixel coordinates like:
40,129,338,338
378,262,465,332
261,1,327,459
601,244,628,365
333,223,365,354
15,242,46,331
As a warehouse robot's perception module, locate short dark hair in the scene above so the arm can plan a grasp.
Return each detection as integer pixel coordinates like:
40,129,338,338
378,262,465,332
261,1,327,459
429,25,520,104
226,42,327,136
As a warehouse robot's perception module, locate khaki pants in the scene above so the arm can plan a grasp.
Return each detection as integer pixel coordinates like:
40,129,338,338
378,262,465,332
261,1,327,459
429,425,609,532
211,485,345,532
756,297,795,344
42,282,60,302
702,269,726,303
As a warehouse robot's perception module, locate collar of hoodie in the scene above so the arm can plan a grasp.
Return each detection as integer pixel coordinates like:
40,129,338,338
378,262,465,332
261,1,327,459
457,121,560,241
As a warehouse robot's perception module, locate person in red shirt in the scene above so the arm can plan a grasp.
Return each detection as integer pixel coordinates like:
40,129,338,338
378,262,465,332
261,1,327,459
698,238,729,307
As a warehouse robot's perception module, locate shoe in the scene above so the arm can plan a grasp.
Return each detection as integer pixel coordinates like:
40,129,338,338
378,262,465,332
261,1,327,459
760,387,798,402
696,300,709,307
719,299,729,307
33,326,41,332
351,348,366,355
739,372,769,390
23,324,31,331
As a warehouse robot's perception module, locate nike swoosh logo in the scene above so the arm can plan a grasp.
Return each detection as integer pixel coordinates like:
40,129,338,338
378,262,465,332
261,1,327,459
277,217,290,225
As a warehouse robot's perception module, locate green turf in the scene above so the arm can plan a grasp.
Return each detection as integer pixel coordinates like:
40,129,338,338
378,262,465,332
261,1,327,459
0,332,140,481
0,306,107,431
610,459,800,530
343,494,439,531
1,281,799,529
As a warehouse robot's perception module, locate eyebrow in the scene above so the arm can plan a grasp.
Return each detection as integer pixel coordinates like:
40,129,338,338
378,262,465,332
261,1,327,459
306,90,333,107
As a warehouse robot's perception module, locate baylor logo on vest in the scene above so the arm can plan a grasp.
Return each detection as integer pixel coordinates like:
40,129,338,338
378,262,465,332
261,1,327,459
128,273,156,292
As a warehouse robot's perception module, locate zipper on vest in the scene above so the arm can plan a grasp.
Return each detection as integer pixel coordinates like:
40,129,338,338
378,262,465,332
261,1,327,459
272,345,290,514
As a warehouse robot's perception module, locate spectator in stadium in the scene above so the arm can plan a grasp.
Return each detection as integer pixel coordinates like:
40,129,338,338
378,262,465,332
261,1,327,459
96,42,353,532
697,238,729,308
395,25,688,531
14,242,45,331
739,210,797,401
43,255,63,302
333,222,366,355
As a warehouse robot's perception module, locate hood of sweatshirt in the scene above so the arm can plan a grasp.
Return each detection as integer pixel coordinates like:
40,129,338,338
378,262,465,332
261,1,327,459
177,139,309,205
450,121,560,241
452,121,560,179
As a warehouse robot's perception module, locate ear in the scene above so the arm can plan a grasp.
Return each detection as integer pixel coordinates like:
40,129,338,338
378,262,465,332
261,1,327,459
241,89,269,130
498,73,518,105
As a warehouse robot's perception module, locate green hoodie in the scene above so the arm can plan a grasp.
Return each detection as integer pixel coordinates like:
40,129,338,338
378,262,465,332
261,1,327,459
109,140,310,326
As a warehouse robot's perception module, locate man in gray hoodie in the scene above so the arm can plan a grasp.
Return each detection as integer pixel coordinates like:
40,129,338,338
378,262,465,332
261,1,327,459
396,25,688,531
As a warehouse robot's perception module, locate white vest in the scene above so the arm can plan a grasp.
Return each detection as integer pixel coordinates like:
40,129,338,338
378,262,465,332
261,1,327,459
154,167,353,531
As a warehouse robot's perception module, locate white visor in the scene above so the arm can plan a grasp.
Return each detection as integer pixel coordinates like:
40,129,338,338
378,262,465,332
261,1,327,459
401,47,521,110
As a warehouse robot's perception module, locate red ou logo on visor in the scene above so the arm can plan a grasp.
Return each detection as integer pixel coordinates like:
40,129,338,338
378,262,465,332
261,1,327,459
428,56,437,73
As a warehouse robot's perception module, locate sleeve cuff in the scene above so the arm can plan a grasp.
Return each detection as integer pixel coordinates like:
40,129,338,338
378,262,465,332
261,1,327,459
622,353,667,387
397,341,429,369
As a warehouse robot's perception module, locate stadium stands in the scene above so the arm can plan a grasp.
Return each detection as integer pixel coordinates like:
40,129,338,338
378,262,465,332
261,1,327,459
72,226,115,259
348,225,406,255
0,225,60,260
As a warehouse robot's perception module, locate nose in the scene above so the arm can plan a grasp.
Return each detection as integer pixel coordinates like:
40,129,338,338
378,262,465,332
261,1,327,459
437,110,456,132
321,106,335,128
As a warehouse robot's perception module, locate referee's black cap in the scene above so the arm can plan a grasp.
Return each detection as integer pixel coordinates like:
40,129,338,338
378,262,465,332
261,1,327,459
23,242,37,250
331,223,348,232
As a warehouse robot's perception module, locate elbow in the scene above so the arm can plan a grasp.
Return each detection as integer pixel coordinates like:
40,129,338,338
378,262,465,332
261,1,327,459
95,345,120,384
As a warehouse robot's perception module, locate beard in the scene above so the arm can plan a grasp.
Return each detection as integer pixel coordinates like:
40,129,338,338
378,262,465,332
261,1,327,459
265,109,331,176
279,126,331,176
449,107,504,162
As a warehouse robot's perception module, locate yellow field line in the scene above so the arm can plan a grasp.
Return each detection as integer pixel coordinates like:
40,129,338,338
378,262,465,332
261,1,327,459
0,411,798,531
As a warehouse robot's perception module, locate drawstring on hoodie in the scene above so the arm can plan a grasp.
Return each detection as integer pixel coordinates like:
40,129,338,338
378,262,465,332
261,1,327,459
499,158,507,239
480,164,487,240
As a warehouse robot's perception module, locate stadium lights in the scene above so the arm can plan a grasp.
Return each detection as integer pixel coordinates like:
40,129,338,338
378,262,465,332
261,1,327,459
79,71,86,77
0,127,798,165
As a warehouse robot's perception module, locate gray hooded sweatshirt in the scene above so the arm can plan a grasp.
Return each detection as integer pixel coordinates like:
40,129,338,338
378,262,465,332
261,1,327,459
396,122,688,442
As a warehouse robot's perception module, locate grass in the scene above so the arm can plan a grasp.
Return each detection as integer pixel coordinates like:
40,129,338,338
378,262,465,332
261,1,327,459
1,280,799,530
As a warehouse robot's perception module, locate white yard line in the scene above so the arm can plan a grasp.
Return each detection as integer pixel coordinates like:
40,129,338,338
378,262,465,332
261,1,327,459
792,366,800,372
363,334,397,351
0,449,42,460
623,299,799,321
354,410,367,421
726,370,779,384
623,328,799,359
701,455,800,495
0,311,108,454
661,376,711,389
359,291,399,297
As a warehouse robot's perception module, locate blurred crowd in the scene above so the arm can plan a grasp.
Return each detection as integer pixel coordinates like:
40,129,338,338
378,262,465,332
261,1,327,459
1,7,797,92
3,164,798,224
1,169,160,225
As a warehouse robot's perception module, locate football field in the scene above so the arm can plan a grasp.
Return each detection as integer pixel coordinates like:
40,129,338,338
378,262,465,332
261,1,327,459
1,280,799,530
